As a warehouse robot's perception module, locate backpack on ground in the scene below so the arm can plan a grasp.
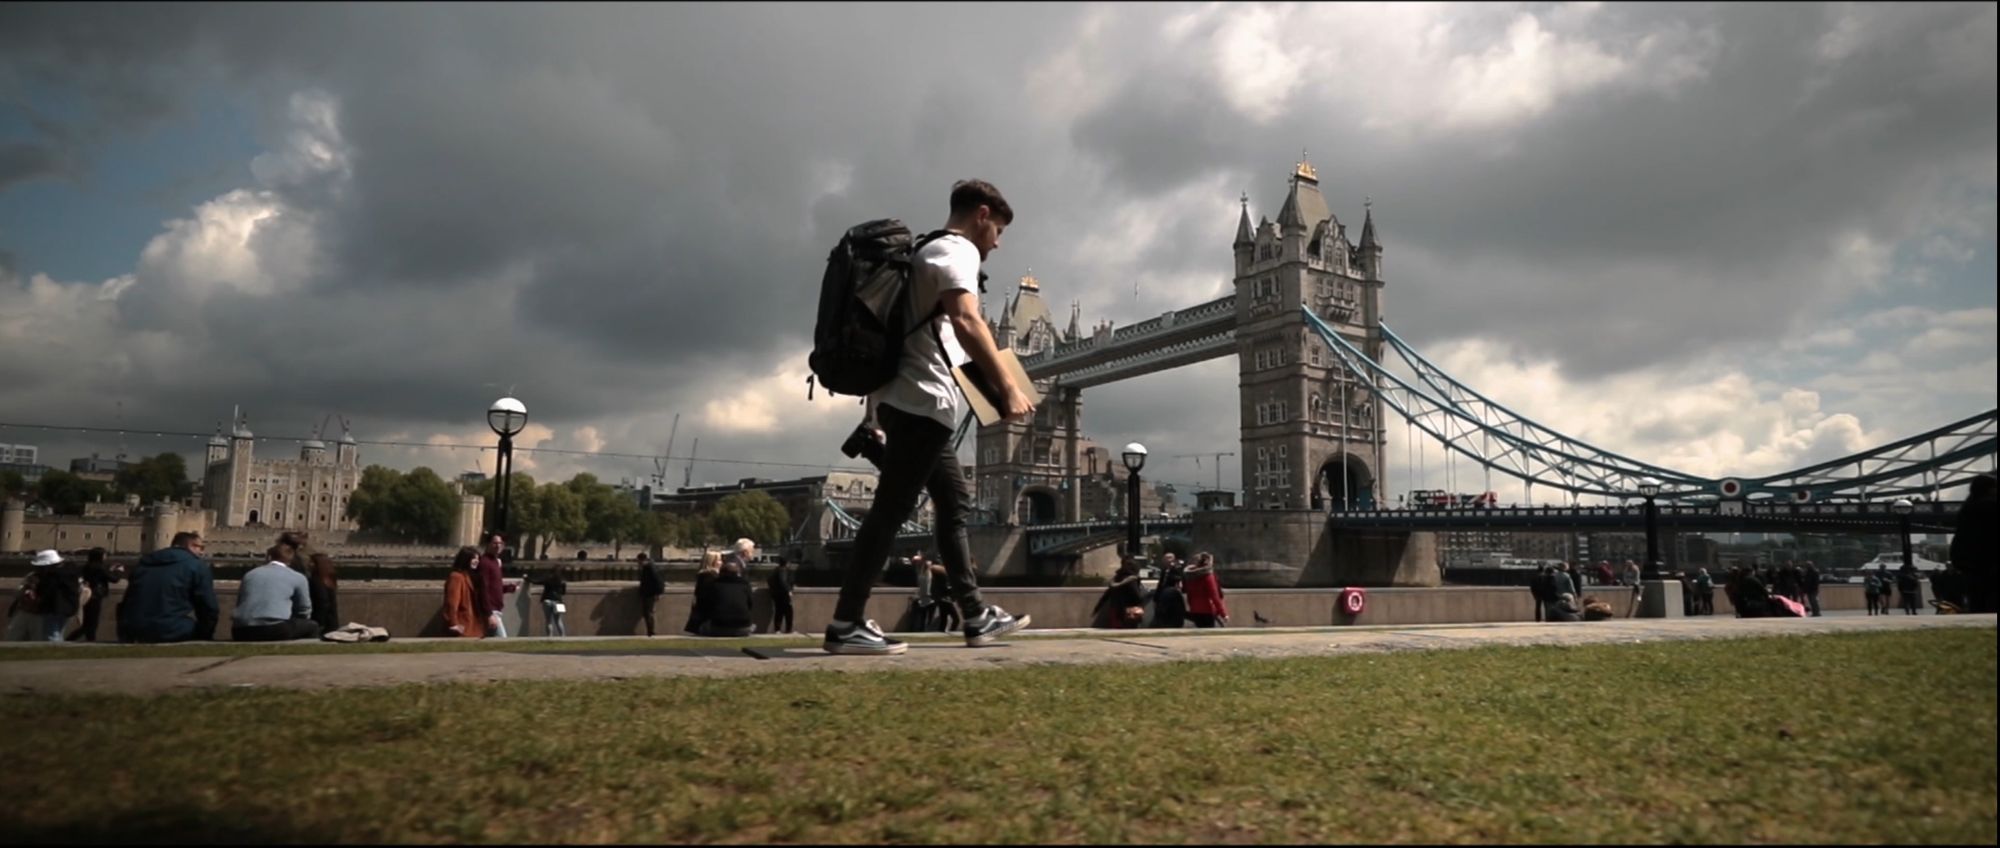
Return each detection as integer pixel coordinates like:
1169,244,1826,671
806,219,949,399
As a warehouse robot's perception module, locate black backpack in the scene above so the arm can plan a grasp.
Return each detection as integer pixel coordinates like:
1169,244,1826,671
806,219,950,399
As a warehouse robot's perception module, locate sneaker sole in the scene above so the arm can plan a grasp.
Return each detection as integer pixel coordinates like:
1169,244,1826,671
822,640,908,656
966,613,1030,647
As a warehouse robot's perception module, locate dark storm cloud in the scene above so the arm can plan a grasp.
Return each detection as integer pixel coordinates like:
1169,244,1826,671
0,2,1991,491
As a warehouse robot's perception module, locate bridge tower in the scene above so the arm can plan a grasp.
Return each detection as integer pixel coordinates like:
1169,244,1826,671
1234,155,1388,510
975,273,1084,524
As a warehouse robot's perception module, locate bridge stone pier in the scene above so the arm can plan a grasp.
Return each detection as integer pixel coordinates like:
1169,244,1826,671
1193,510,1438,588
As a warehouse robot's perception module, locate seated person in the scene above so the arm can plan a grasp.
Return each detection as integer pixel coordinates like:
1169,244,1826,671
231,541,322,642
117,532,221,644
696,560,755,638
1736,571,1772,618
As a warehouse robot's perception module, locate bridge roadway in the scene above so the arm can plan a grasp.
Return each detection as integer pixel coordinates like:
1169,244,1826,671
1017,294,1238,387
1327,499,1965,533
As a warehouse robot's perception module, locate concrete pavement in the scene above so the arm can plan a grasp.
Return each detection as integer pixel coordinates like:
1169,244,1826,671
0,613,1989,697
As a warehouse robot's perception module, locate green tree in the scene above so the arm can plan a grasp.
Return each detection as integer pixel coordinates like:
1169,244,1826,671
35,469,112,516
596,494,648,559
345,465,405,533
389,467,459,544
531,482,587,559
469,472,539,547
710,491,790,548
0,469,25,498
115,452,194,505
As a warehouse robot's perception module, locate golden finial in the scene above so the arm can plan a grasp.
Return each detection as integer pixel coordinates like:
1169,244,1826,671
1293,148,1317,182
1019,268,1039,291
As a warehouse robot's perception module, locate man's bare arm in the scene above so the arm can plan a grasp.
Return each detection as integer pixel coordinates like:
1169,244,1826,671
941,289,1034,420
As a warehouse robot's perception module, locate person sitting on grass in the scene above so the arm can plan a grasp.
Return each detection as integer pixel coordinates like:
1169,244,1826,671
696,556,755,638
231,540,321,642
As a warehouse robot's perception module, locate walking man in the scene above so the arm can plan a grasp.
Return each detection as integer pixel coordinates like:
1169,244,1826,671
824,179,1032,655
475,532,510,638
636,552,664,636
1803,561,1823,617
1621,559,1644,617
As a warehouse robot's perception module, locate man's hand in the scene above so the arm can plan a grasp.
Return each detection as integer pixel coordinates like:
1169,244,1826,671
1002,385,1035,422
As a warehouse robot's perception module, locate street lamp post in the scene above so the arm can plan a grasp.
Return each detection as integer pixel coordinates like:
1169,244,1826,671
487,397,529,540
1122,442,1147,563
1638,479,1662,580
1891,498,1914,571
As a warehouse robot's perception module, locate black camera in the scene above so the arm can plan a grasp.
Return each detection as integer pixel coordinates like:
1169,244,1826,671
840,423,885,464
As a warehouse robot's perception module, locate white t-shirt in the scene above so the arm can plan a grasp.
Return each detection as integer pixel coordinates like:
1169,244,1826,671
871,232,977,430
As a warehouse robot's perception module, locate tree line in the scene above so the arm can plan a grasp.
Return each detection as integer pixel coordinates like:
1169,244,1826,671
345,467,792,556
2,453,197,515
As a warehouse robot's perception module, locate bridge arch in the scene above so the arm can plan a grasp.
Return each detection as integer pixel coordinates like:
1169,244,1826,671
1316,454,1375,511
1016,485,1062,525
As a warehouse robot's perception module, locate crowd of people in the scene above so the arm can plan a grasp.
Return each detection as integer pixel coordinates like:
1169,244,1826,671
4,529,341,643
1086,552,1229,629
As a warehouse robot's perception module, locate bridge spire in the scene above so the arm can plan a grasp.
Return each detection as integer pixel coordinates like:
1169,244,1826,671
1360,198,1379,248
1234,191,1254,246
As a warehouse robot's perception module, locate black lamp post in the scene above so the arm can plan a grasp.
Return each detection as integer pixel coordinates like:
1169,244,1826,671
1638,478,1662,580
1122,442,1147,563
1891,497,1914,571
487,396,528,539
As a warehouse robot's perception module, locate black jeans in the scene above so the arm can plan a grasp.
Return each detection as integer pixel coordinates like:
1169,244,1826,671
835,403,983,624
231,618,322,642
771,600,794,634
639,593,660,636
69,595,106,641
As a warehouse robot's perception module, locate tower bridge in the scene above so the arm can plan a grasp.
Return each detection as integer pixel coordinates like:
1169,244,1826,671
817,154,1994,587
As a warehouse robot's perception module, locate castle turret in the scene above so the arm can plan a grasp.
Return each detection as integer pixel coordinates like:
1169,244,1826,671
142,502,180,554
1,499,24,554
206,424,230,466
336,422,358,466
300,435,327,463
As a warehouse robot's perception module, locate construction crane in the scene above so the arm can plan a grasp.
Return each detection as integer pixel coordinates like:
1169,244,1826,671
1171,451,1236,491
652,413,680,492
684,437,699,489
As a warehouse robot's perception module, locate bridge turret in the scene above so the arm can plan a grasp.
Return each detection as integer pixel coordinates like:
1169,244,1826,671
1358,201,1383,281
1233,192,1255,274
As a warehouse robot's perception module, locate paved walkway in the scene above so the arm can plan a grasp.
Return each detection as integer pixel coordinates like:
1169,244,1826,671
1,613,1989,697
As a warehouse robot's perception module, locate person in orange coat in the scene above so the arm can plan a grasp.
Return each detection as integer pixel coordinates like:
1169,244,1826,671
442,546,484,638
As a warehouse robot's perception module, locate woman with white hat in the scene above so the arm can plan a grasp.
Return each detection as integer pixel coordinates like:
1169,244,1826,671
6,550,80,642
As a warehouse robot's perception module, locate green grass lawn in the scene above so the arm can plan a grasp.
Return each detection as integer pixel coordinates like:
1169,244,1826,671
1,629,1992,844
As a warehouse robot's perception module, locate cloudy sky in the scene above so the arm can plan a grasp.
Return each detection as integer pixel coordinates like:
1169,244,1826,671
0,2,1993,503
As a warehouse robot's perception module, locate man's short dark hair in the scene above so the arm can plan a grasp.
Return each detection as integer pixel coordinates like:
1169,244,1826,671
950,179,1013,224
482,531,504,545
171,531,201,547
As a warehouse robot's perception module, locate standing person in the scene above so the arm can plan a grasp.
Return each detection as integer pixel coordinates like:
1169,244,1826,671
1621,560,1644,617
697,556,755,637
909,553,934,630
927,562,958,632
442,546,483,638
68,548,119,641
1862,569,1883,616
1896,562,1922,615
474,532,510,638
1802,561,1823,617
636,552,665,637
1151,553,1188,629
685,550,723,635
1693,567,1715,616
1595,560,1613,587
1547,561,1579,622
1184,552,1229,628
767,555,796,634
537,562,569,637
1949,473,1995,614
231,540,320,642
307,553,340,634
1775,561,1801,605
117,532,220,643
1529,566,1551,623
15,550,78,642
824,179,1031,655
